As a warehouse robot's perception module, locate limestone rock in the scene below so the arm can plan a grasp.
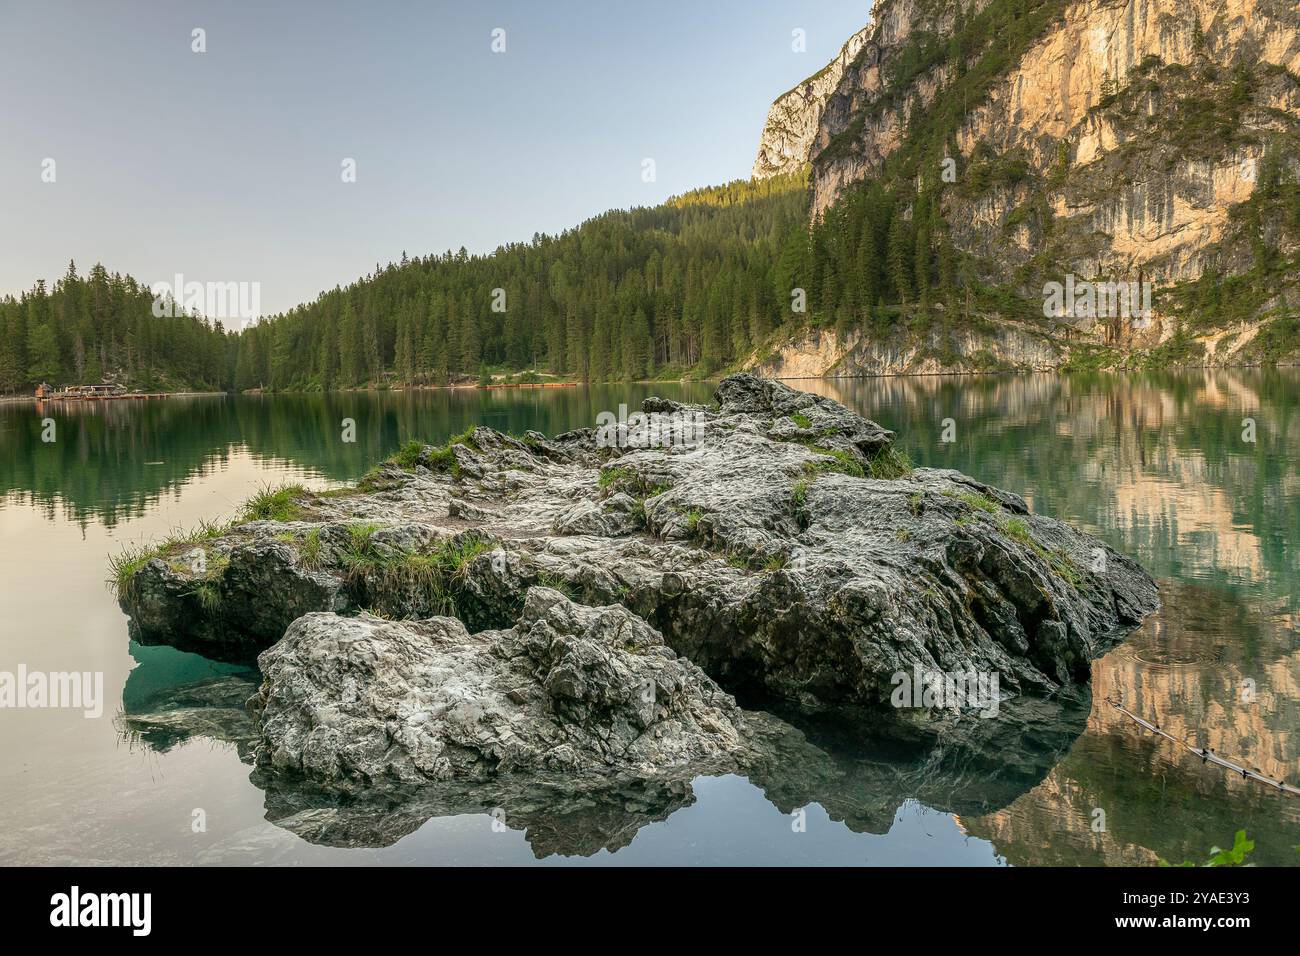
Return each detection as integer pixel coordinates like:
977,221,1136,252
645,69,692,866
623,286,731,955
118,374,1159,708
246,587,749,785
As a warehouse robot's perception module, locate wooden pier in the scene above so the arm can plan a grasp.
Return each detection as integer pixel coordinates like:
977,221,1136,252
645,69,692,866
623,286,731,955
35,383,170,402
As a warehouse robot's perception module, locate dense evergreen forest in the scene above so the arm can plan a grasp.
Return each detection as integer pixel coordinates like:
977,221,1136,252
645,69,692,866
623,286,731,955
232,172,812,390
0,166,994,394
0,262,231,394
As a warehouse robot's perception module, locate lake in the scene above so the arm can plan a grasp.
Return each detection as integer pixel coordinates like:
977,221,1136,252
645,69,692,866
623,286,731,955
1,371,1297,865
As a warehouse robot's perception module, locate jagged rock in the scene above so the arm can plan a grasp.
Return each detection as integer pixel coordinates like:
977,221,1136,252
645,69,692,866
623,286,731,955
118,373,1158,707
247,587,751,785
752,23,873,180
119,646,1090,858
125,533,349,660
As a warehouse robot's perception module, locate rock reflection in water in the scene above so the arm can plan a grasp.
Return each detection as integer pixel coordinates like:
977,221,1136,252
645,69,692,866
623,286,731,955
118,647,1091,859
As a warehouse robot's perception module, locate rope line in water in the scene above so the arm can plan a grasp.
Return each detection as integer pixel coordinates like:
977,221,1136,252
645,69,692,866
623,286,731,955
1104,696,1300,798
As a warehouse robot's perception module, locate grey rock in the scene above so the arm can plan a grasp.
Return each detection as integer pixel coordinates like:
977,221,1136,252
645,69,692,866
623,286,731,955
119,373,1158,708
118,648,1091,857
247,587,750,786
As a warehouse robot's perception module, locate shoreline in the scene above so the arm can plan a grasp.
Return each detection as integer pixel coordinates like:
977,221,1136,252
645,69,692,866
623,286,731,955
0,390,227,406
2,360,1293,407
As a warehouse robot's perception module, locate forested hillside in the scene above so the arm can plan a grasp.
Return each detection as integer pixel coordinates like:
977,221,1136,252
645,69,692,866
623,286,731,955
751,0,1300,375
1,173,815,394
0,262,231,394
230,172,809,390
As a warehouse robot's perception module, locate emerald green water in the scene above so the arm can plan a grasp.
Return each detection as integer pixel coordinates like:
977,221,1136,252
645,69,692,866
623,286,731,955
1,371,1296,865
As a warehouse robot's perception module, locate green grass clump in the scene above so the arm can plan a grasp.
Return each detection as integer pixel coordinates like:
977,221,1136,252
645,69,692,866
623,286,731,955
723,550,785,572
790,412,813,429
864,445,913,480
190,580,221,613
997,516,1082,587
802,447,866,478
791,477,812,508
243,483,309,522
341,527,492,617
1001,517,1033,544
535,571,576,599
446,426,481,452
422,445,458,475
108,543,158,600
391,440,426,470
945,490,1000,514
598,465,671,501
342,522,385,561
384,427,481,477
801,442,912,480
299,527,323,570
599,466,633,490
1046,551,1082,588
108,518,233,600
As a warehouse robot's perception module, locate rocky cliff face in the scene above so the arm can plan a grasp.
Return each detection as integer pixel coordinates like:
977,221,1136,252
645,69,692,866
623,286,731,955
752,25,874,180
750,0,1300,374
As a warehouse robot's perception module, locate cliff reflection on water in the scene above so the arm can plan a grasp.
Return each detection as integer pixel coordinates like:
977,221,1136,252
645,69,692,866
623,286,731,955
814,369,1300,865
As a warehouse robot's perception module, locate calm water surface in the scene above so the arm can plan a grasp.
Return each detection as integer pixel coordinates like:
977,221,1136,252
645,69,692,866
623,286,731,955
1,372,1297,865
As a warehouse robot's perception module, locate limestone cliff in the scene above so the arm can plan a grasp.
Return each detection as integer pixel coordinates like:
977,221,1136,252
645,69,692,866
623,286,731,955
749,0,1300,375
752,25,873,179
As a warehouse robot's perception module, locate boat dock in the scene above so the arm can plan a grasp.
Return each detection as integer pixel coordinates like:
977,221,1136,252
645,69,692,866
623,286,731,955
35,383,171,402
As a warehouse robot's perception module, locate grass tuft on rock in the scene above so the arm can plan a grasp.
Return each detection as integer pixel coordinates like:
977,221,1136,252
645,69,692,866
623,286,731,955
340,527,492,617
801,442,912,480
107,518,233,600
391,440,426,470
945,489,1001,514
598,465,671,500
999,516,1083,587
243,483,309,522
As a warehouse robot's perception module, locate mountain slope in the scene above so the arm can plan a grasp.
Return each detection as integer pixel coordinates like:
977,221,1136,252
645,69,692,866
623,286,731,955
228,174,810,390
750,0,1300,375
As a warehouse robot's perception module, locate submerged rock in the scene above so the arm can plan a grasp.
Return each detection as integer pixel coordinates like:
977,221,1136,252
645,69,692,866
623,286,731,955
247,587,751,785
118,373,1159,708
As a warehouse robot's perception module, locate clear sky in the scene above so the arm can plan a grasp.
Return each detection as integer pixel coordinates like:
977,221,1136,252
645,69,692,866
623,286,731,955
0,0,869,317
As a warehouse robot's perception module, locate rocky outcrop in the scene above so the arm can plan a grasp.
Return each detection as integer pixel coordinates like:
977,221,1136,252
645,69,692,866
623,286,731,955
247,587,752,785
751,322,1068,377
752,24,873,180
749,0,1300,365
119,640,1094,858
118,374,1158,712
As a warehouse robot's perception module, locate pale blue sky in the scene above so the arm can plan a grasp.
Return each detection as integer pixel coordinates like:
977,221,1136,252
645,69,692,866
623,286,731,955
0,0,869,316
